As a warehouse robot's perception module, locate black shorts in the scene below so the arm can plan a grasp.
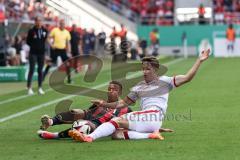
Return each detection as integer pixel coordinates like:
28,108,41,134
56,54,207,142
50,49,69,64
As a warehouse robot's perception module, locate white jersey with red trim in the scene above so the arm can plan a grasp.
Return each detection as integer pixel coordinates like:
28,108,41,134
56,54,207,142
127,76,176,113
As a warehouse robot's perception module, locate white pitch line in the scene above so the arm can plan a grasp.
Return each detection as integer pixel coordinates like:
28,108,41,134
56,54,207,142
0,58,184,123
0,88,52,105
0,62,110,105
0,82,108,123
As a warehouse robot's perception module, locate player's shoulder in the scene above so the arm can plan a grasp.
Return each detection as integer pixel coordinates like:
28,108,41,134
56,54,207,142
159,75,173,83
159,75,172,80
131,80,145,91
135,80,145,87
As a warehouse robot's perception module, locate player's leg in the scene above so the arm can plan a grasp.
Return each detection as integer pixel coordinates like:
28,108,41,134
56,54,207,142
88,116,129,139
39,120,98,139
112,128,173,140
69,110,161,142
112,129,162,140
40,109,85,130
127,110,163,132
38,130,59,139
114,110,169,140
69,110,164,142
38,128,71,139
69,115,129,142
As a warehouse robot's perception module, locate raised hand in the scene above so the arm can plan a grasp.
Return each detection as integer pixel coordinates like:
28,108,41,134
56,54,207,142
199,49,210,62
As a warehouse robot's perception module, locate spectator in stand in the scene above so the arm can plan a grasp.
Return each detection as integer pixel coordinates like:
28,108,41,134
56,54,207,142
224,0,233,12
20,35,29,65
214,0,224,24
81,29,91,57
3,0,59,22
139,38,147,58
0,0,5,22
109,0,121,13
13,35,22,65
226,24,236,55
89,29,96,55
119,24,127,41
165,0,174,23
110,26,117,55
98,0,174,25
149,28,160,56
70,24,80,73
149,28,159,45
140,8,149,25
234,0,240,12
129,39,138,60
118,24,128,58
198,3,206,25
212,0,240,24
5,35,18,66
157,5,165,19
96,29,106,57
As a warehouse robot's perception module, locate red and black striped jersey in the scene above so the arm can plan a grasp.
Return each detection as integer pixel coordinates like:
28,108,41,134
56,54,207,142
84,104,132,127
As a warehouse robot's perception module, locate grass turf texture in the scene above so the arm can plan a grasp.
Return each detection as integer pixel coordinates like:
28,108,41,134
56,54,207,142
0,57,240,160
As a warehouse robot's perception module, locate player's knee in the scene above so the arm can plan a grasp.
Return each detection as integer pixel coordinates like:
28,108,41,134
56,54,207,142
111,117,128,129
70,109,83,114
111,129,125,140
70,109,84,120
111,117,122,126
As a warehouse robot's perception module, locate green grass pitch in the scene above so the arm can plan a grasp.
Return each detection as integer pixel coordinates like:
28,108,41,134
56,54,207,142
0,57,240,160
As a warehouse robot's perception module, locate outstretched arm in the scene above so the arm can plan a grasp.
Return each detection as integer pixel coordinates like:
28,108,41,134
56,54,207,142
174,49,210,87
91,97,134,109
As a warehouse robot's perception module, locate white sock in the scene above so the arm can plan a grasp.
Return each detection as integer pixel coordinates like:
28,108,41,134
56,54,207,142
89,122,116,140
127,131,150,139
52,132,59,138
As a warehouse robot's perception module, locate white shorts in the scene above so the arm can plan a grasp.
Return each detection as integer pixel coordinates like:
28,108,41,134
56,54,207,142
123,109,163,133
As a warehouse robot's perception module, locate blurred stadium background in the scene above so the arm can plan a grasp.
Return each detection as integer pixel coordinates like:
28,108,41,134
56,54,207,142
0,0,240,82
0,0,240,160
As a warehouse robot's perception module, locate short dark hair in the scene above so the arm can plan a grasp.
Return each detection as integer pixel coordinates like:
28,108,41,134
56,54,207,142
141,56,160,69
110,81,122,92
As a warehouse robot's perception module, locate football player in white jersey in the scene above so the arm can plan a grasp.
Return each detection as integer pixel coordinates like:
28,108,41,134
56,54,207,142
68,49,210,142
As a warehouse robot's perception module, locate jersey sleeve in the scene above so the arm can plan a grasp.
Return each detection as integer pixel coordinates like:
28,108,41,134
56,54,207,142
159,76,177,90
127,86,139,103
